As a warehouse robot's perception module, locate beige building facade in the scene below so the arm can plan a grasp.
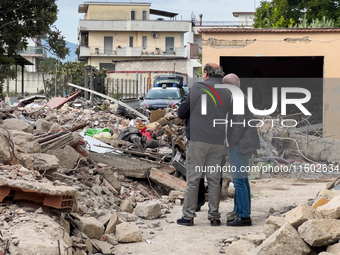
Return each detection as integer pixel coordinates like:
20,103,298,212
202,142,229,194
78,2,189,81
199,28,340,140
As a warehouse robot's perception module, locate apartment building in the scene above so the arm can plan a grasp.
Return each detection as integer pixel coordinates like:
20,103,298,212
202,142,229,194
77,2,190,81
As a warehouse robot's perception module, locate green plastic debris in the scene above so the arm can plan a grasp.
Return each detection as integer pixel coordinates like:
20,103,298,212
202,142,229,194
253,194,259,197
85,128,111,137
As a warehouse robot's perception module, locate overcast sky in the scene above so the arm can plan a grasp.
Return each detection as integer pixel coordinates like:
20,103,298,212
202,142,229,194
55,0,260,44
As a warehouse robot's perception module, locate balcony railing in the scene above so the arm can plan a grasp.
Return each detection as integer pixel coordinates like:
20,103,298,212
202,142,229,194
79,46,185,57
193,21,253,26
17,46,47,58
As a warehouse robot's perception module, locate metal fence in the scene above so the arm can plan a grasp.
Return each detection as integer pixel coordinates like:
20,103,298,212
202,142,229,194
109,77,151,100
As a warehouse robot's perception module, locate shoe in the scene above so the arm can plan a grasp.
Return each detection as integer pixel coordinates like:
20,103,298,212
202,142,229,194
227,216,252,227
226,212,238,222
210,218,221,226
177,217,194,226
195,206,201,212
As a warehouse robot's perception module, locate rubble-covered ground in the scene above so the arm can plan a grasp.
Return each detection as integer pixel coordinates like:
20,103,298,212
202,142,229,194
1,93,340,255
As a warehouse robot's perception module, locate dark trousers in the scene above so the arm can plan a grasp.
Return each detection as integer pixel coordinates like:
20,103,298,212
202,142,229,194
228,147,252,218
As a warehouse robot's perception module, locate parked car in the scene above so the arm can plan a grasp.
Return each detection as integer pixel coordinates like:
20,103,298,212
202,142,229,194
140,85,185,110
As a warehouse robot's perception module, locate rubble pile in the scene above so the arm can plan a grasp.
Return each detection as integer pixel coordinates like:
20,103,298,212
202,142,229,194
0,94,185,255
1,92,340,254
221,188,340,255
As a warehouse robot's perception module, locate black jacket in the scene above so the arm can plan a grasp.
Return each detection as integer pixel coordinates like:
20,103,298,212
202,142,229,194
227,95,261,154
177,77,232,145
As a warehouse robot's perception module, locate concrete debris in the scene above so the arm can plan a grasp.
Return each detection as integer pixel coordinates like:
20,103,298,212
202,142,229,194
149,168,186,192
263,216,286,238
120,199,134,213
225,240,257,255
316,195,340,219
116,222,142,243
298,219,340,247
168,190,185,201
49,145,80,170
105,213,121,234
285,203,323,229
134,200,162,219
3,119,33,134
79,217,105,239
256,222,311,255
2,89,340,254
91,239,114,254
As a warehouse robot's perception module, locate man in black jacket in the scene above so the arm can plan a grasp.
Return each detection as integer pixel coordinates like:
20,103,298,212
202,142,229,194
223,74,260,227
176,63,232,226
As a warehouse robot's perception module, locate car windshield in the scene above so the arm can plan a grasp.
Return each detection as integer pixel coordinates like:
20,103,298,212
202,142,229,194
145,89,181,99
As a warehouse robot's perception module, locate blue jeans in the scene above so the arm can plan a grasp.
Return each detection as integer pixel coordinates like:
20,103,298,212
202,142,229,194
228,147,252,218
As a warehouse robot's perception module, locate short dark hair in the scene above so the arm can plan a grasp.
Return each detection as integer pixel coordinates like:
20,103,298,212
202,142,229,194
203,63,225,77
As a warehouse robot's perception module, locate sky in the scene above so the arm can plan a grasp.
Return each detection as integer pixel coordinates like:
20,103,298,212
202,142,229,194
55,0,261,44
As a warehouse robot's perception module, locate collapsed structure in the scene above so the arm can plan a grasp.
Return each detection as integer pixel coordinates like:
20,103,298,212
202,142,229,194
0,89,340,254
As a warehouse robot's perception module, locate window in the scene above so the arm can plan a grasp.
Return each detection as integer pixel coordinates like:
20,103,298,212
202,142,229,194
100,63,115,71
104,36,113,54
142,11,147,20
129,36,133,47
142,36,147,49
131,11,135,20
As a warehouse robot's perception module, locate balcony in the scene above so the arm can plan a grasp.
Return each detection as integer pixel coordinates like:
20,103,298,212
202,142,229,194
78,20,189,32
79,46,185,58
17,46,47,60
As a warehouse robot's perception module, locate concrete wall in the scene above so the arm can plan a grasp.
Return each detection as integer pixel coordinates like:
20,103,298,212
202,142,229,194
6,72,53,94
200,30,340,140
85,4,150,20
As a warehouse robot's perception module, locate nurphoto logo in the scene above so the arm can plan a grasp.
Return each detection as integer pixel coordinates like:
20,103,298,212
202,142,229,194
200,84,312,128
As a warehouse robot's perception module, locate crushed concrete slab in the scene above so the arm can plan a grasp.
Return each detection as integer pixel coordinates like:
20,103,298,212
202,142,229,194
23,141,42,153
120,199,134,213
286,203,323,228
97,168,121,191
117,212,139,222
240,233,266,246
168,190,185,201
263,216,285,238
18,153,59,171
255,222,311,255
317,195,340,219
36,119,53,133
3,118,33,133
105,234,118,245
98,214,112,226
116,222,142,243
88,152,154,179
80,217,105,239
0,136,11,164
316,189,340,201
9,130,35,147
298,219,340,247
225,240,257,255
105,213,120,234
50,145,80,170
91,239,114,254
326,243,340,254
149,168,186,192
7,214,72,255
134,200,162,219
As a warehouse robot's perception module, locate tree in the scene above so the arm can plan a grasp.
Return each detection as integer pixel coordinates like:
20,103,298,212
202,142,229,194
0,0,70,92
253,0,301,28
253,0,340,28
43,61,108,98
